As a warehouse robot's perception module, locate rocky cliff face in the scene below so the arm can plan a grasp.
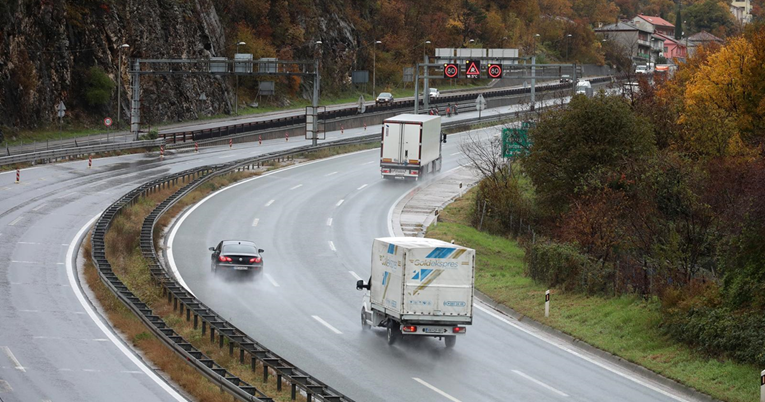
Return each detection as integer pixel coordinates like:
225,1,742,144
0,0,361,131
0,0,230,130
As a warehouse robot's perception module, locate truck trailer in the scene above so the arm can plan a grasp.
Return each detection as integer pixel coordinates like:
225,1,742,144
380,114,443,180
356,237,475,347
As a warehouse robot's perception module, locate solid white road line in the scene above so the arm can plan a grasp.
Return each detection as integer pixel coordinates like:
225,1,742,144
473,303,690,402
327,218,332,226
311,315,342,334
252,218,259,227
265,199,275,207
325,171,338,176
10,261,38,264
8,216,23,226
290,184,303,190
17,242,42,245
68,215,187,401
512,370,569,397
412,378,461,402
32,203,46,211
1,346,26,372
349,271,363,281
363,161,375,165
264,273,280,288
336,199,344,207
450,152,462,156
329,241,336,252
357,184,368,190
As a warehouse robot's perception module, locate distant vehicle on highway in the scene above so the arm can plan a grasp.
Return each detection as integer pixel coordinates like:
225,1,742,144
380,114,443,180
209,240,264,278
375,92,394,105
356,237,475,347
560,75,571,84
428,88,440,99
635,65,648,75
575,80,593,97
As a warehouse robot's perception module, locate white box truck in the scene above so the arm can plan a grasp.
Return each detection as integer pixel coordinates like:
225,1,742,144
380,114,443,180
356,237,475,347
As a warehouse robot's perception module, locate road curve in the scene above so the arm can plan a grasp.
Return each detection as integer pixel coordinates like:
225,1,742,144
167,128,691,402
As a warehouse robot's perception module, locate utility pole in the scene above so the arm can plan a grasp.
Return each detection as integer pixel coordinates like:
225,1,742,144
373,40,381,96
312,57,320,146
530,56,536,111
117,44,129,129
235,41,245,115
414,62,420,114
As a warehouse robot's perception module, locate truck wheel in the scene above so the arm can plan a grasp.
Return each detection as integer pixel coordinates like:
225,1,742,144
386,321,399,345
445,336,456,348
361,308,370,330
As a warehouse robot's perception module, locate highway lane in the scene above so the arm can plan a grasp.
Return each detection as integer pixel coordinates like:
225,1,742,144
168,128,689,402
0,101,519,401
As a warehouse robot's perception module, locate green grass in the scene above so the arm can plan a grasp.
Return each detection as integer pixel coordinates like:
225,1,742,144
427,188,758,402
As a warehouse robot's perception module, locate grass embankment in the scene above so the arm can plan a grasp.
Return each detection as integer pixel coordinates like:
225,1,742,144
298,142,379,161
426,188,758,402
87,168,307,402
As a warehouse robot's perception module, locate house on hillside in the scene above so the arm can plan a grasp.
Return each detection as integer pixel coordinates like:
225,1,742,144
730,0,752,23
631,15,675,38
685,31,724,56
595,21,654,65
654,32,687,61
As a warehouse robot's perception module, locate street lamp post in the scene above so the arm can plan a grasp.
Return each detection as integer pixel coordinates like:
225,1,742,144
533,33,540,55
312,40,322,146
235,41,245,115
566,34,573,60
373,40,382,96
117,44,129,130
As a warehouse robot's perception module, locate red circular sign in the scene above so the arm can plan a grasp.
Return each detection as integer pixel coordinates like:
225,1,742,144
104,117,113,126
488,64,503,79
444,64,458,79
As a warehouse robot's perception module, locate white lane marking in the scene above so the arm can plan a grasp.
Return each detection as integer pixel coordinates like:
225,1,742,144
311,315,342,334
264,274,280,288
265,199,275,207
121,370,144,374
8,216,23,226
11,261,39,264
218,154,237,159
58,368,73,372
450,152,462,156
168,149,379,295
32,336,109,342
329,241,336,252
17,242,42,245
290,184,303,190
349,271,363,281
325,171,337,176
59,192,76,198
18,310,85,315
412,378,461,402
357,184,368,190
326,218,332,226
473,303,690,402
252,218,259,227
1,346,26,372
68,215,187,401
32,204,46,211
363,161,375,165
336,199,344,207
82,369,100,373
512,370,569,397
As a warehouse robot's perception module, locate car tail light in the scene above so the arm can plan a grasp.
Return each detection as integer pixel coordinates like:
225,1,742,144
219,256,232,262
249,257,261,263
382,169,390,173
453,326,466,333
402,326,417,333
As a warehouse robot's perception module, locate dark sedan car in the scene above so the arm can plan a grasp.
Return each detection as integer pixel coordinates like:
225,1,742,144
375,92,394,105
209,240,264,278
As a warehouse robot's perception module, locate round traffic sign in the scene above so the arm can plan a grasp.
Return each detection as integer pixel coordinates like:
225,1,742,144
488,64,503,79
104,117,113,126
444,64,458,79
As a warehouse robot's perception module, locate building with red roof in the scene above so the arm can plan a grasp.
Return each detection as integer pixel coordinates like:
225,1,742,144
631,15,675,38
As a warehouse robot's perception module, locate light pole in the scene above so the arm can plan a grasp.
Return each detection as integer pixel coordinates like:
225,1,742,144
565,34,572,60
117,44,129,130
373,40,382,96
501,36,508,48
235,41,245,115
312,40,322,146
533,33,540,55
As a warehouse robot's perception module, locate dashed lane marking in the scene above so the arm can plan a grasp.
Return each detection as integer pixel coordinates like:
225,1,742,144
412,378,461,402
1,346,26,372
311,315,342,334
512,370,569,397
265,199,275,207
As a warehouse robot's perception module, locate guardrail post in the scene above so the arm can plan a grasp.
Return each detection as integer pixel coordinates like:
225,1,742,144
179,302,184,315
277,374,282,391
210,326,215,343
228,339,233,355
186,307,190,321
219,333,224,348
202,320,206,335
239,348,244,364
251,356,257,373
193,313,198,329
291,383,297,400
263,364,269,382
173,295,177,311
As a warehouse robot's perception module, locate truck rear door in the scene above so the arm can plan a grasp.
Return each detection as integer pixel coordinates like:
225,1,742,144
382,122,403,163
402,123,422,164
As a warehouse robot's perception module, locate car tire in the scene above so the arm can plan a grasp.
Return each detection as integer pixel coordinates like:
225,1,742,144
445,335,456,348
386,321,399,345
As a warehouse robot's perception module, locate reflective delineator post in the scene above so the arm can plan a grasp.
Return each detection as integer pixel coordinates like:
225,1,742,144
341,125,344,134
160,145,164,160
15,168,19,184
545,290,550,318
285,132,289,142
364,123,367,131
760,369,765,402
194,142,199,153
88,155,92,169
229,138,232,148
258,135,262,146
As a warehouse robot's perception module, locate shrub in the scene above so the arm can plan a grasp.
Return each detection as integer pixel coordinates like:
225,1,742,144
85,66,115,107
527,240,613,293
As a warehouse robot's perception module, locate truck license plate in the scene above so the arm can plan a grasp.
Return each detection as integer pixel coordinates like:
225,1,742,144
423,327,447,334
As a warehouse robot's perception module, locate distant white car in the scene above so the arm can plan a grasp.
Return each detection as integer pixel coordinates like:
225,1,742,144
428,88,440,99
635,65,648,74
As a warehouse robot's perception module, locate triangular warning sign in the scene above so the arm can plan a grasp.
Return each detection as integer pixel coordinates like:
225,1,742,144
466,62,480,76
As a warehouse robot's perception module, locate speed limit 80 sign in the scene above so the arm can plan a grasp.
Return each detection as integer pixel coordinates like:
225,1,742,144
443,63,459,79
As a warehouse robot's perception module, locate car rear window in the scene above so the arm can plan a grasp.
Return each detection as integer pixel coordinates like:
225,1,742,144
223,244,257,254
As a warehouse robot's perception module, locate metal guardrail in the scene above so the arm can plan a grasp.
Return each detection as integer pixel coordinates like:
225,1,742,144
92,138,380,402
0,138,165,167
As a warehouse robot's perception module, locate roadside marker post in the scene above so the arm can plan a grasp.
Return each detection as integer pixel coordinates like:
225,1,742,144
761,370,764,402
258,135,262,146
341,125,344,134
88,155,92,169
545,290,550,317
364,123,367,131
285,132,289,142
229,138,232,148
15,168,19,184
194,142,198,153
160,145,164,160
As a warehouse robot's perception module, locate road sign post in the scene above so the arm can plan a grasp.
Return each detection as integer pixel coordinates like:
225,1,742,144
475,94,487,122
104,117,112,142
57,101,66,142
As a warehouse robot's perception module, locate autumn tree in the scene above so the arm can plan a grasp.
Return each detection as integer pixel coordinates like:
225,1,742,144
684,0,735,37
